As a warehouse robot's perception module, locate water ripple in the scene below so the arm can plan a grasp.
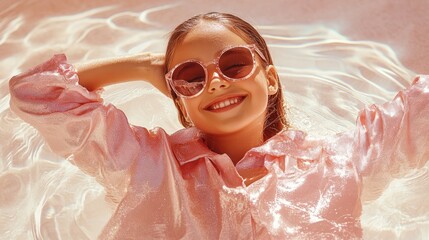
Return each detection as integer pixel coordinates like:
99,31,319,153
0,3,426,240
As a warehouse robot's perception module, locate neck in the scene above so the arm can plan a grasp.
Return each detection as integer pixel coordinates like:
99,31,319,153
204,123,265,165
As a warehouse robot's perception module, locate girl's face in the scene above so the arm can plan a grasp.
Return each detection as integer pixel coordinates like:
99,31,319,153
169,22,277,136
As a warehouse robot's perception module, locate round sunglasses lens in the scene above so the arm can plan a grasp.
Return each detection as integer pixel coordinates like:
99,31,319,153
171,62,206,96
219,47,254,79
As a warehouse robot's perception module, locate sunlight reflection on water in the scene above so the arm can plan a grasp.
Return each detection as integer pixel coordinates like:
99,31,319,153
0,1,428,239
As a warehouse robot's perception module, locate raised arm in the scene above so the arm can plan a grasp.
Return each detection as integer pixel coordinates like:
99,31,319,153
8,54,165,200
75,53,170,96
353,75,429,200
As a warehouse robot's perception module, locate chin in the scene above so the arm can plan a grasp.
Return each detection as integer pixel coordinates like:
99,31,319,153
198,120,262,137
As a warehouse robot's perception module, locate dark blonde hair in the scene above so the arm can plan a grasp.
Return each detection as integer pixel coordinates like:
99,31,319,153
164,12,289,140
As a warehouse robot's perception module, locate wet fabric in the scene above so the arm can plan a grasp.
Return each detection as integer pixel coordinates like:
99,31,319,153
9,54,429,239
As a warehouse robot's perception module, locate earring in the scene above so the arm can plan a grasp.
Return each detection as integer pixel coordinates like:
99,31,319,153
268,85,277,94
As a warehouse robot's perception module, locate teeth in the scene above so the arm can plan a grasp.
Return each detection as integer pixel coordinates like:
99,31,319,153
210,97,242,110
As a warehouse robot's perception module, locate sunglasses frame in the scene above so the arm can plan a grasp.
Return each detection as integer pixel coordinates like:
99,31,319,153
165,44,268,99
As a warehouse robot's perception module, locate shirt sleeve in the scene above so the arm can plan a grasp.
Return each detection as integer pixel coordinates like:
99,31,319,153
353,75,429,200
9,54,141,200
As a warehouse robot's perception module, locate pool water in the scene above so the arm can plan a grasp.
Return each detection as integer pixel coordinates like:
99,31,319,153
1,1,428,239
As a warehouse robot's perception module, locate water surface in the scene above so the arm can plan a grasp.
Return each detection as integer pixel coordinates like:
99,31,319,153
0,1,428,239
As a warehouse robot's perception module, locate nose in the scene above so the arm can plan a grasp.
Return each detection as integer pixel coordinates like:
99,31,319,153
207,70,230,93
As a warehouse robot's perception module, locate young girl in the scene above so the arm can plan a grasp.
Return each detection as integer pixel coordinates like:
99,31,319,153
9,12,429,239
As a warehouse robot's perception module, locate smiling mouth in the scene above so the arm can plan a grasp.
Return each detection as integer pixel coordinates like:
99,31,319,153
205,96,246,112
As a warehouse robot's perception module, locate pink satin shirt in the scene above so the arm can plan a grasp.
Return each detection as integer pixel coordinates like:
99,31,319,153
9,54,429,239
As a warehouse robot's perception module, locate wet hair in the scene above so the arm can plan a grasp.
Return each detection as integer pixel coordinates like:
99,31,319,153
164,12,289,140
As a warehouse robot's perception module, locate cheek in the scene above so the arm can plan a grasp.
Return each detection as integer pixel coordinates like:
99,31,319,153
181,99,200,119
250,74,270,99
248,75,271,112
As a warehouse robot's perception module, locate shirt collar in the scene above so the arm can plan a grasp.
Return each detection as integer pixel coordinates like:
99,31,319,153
245,130,308,157
171,128,309,166
170,127,218,165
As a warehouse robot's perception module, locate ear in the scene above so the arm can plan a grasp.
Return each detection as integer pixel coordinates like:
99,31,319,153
265,65,279,95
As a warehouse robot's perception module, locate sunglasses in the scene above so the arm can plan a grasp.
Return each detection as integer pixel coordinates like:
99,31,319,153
165,44,268,98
